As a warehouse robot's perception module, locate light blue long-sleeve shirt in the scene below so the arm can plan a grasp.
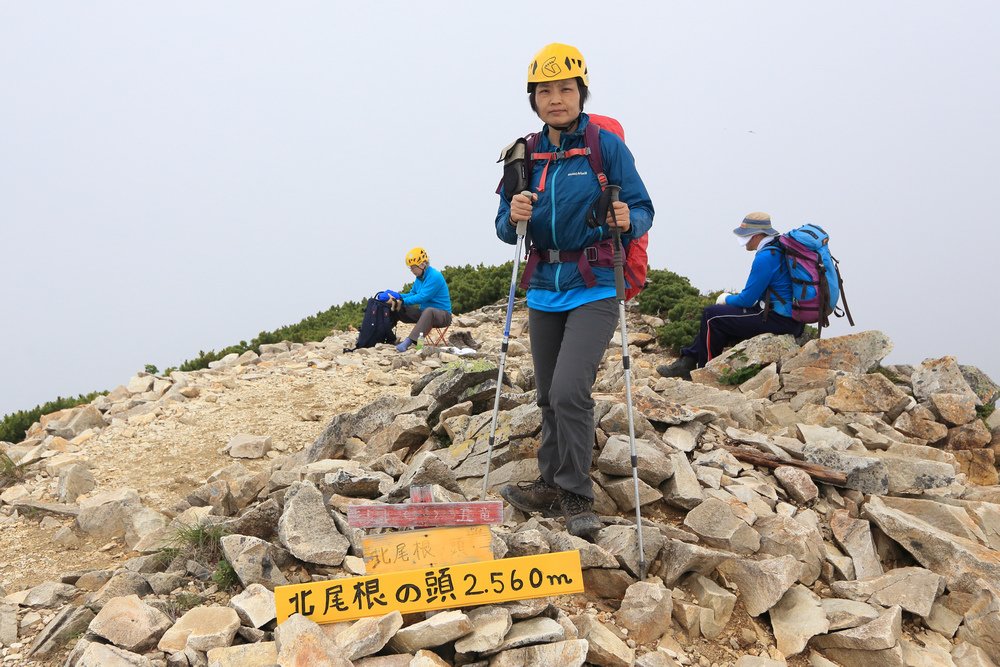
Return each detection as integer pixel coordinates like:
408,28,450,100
401,265,452,313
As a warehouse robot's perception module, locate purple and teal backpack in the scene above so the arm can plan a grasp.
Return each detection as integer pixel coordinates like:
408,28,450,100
766,224,855,335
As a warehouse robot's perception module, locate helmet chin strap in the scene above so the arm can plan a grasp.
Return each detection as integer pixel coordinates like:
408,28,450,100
550,114,581,133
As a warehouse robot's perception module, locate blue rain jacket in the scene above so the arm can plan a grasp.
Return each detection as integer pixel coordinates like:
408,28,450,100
401,265,452,313
495,114,654,300
724,238,794,317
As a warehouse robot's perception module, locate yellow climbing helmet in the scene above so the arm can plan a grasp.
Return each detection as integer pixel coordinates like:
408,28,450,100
405,247,429,267
527,43,589,92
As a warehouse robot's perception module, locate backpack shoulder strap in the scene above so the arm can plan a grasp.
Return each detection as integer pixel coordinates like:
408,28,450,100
584,122,608,190
524,132,539,191
525,132,539,155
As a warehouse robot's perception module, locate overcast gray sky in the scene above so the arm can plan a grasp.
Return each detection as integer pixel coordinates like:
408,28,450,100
1,2,998,417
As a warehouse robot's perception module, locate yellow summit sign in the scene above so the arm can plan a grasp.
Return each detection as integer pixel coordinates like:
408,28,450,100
361,525,494,574
274,550,584,624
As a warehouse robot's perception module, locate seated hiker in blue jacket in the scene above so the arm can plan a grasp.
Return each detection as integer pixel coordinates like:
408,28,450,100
658,212,804,379
391,247,453,352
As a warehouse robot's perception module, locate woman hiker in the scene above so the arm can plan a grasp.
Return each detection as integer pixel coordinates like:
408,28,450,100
494,43,654,539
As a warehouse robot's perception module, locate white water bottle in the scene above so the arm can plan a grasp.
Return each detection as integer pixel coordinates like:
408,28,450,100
416,332,424,350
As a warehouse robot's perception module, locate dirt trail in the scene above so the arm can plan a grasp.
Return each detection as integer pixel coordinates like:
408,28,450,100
0,334,418,594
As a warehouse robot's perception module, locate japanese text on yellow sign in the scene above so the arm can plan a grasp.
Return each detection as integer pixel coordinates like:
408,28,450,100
275,550,584,624
362,525,493,574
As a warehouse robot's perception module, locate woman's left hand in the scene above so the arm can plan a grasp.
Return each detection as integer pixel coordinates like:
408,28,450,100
606,200,630,232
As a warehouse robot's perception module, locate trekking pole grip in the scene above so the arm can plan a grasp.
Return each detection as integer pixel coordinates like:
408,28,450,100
608,186,626,299
515,190,531,236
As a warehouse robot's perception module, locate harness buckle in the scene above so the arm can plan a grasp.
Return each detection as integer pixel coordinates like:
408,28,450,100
546,249,562,263
584,246,598,263
553,151,566,160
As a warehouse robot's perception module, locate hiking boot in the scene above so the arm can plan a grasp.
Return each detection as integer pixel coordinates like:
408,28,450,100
656,354,697,380
396,338,414,353
560,490,602,540
500,478,561,516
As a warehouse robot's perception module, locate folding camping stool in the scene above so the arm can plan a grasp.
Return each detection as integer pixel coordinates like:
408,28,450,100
426,326,449,347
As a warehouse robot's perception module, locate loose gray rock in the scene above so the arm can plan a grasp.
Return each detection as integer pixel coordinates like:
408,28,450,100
682,497,760,554
18,580,77,608
224,434,272,459
274,613,350,666
820,598,880,631
802,444,889,495
157,606,240,653
483,616,565,655
58,464,96,503
829,510,884,581
911,356,980,404
864,496,1000,593
614,580,673,644
77,641,154,667
388,609,473,653
655,538,730,588
660,449,704,510
76,488,142,540
228,583,276,628
278,481,350,566
597,435,675,486
769,584,830,656
572,613,634,667
718,555,801,617
88,594,172,653
773,466,818,504
220,534,288,590
26,604,95,658
812,605,902,651
487,639,589,667
453,606,511,654
781,330,892,374
334,611,403,661
596,524,665,579
830,566,945,618
685,574,736,639
205,641,279,667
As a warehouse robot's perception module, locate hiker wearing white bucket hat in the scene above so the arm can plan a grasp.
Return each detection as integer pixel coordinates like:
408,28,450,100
657,212,803,379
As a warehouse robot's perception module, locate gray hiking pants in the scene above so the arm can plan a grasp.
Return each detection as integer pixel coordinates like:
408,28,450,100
399,306,452,343
529,297,619,499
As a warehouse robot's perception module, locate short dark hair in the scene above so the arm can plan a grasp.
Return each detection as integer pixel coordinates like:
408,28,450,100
528,77,589,114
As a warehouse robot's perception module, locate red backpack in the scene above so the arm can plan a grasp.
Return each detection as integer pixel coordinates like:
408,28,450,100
518,114,650,300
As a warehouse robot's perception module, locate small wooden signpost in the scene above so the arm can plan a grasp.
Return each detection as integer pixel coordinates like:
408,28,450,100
275,485,584,625
346,498,504,529
362,525,494,574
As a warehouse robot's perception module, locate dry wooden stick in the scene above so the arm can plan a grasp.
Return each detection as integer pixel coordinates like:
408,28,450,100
723,445,848,486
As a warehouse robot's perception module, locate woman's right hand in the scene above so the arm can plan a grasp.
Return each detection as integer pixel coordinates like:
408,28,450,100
509,192,537,225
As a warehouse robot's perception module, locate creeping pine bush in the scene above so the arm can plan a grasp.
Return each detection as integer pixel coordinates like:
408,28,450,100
719,364,765,386
441,262,524,314
638,269,725,353
656,295,714,352
0,392,107,445
636,269,702,317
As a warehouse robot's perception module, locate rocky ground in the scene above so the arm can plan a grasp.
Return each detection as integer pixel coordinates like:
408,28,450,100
1,300,999,667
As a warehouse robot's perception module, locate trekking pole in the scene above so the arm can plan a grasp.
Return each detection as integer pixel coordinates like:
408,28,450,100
482,193,531,499
607,185,647,580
